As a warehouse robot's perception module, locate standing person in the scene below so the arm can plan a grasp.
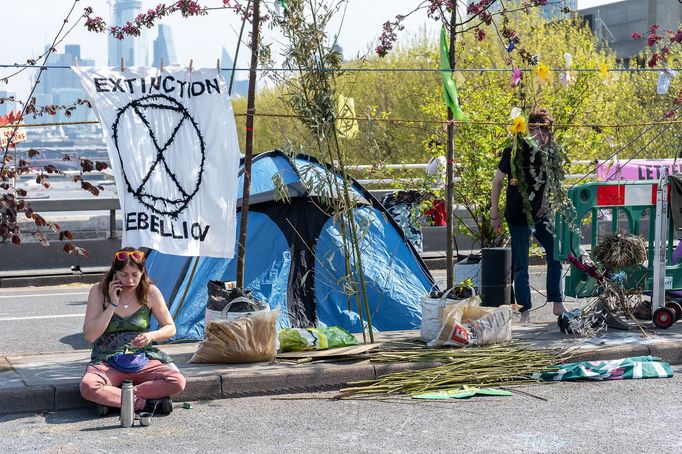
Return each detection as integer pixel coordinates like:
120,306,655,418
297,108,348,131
80,247,186,416
425,154,447,226
490,109,566,323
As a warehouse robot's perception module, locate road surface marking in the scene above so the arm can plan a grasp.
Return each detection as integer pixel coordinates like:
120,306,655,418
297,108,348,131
0,313,85,322
0,292,88,299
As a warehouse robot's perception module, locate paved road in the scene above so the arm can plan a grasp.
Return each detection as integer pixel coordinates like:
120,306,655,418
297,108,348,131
0,266,577,356
0,286,90,355
3,365,681,453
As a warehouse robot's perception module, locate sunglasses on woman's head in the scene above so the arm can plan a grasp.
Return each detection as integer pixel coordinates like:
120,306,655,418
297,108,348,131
114,250,145,262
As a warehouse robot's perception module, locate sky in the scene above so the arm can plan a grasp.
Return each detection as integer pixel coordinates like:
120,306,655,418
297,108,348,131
1,0,623,100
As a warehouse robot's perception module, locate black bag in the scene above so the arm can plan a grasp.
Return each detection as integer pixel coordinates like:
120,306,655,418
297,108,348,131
206,281,267,313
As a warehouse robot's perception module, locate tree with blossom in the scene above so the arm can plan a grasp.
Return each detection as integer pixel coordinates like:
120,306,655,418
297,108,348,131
374,0,565,288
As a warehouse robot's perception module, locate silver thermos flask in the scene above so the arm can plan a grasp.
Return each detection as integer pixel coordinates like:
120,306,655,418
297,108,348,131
120,379,134,427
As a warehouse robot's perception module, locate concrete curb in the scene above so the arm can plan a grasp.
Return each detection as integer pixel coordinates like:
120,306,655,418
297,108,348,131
2,339,680,416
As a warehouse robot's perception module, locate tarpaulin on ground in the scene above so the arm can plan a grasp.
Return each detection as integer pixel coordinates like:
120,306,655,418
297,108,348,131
532,356,673,381
74,65,240,258
597,159,682,181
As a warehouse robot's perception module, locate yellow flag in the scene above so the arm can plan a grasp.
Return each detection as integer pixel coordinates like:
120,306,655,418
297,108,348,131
336,95,358,139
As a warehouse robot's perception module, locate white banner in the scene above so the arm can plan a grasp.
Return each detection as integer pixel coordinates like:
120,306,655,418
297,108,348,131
74,66,240,258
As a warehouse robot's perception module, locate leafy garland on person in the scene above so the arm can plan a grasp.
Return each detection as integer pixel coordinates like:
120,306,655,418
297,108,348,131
509,131,576,233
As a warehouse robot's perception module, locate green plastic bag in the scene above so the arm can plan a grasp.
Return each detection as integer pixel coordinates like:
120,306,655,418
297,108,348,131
279,326,358,352
412,386,513,400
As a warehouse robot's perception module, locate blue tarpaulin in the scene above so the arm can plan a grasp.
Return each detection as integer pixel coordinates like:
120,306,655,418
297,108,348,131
147,150,434,340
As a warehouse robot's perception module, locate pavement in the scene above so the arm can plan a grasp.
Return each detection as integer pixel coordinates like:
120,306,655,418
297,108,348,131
2,320,681,416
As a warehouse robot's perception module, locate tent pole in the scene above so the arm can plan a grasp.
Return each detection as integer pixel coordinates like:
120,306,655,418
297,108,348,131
172,257,200,319
236,0,260,288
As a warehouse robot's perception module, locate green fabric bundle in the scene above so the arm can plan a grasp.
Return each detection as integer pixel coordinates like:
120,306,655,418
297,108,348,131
532,356,673,381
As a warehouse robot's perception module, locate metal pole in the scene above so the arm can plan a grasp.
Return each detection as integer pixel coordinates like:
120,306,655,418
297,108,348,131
445,10,456,289
236,0,260,288
652,167,669,312
109,209,115,239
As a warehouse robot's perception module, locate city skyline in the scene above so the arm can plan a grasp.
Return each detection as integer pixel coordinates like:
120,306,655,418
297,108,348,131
2,0,625,102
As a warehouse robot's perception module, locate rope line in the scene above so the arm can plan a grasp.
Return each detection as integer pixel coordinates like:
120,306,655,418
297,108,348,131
2,64,681,73
3,115,682,130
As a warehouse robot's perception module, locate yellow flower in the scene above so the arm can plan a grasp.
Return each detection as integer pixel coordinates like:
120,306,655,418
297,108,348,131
535,63,552,82
599,63,608,81
510,178,518,186
509,116,527,135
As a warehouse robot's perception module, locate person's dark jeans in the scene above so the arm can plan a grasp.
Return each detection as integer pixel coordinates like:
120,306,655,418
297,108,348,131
509,221,563,312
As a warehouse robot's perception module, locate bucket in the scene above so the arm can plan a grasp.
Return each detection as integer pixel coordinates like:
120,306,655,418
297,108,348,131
480,247,512,307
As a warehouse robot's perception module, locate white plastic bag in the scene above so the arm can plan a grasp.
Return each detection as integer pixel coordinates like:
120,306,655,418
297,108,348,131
468,306,513,346
427,296,512,348
420,287,475,342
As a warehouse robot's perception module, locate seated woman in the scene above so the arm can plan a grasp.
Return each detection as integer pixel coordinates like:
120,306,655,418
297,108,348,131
80,247,186,416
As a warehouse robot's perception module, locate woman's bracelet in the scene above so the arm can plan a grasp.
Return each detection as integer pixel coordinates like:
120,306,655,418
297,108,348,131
491,216,499,220
109,302,118,308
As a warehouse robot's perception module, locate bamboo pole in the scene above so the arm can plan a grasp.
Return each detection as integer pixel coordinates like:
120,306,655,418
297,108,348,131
236,0,260,288
228,0,252,96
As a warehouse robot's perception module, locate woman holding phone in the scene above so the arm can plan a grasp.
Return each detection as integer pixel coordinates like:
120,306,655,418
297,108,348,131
80,247,186,416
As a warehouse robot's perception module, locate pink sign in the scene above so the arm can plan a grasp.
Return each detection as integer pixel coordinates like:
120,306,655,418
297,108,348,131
596,159,682,181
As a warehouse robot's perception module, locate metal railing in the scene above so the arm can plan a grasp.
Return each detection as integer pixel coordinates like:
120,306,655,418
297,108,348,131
15,159,602,235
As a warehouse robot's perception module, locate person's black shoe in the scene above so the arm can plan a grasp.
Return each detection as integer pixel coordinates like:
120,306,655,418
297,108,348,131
604,311,630,331
96,404,111,417
144,396,173,414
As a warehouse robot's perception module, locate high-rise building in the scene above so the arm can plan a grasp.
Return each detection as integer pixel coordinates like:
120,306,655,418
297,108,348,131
153,24,177,67
0,90,17,117
108,0,148,67
32,44,95,124
580,0,682,60
465,0,577,20
537,0,577,20
331,34,344,61
221,47,248,97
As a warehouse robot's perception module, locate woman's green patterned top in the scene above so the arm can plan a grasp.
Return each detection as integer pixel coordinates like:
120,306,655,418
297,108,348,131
90,305,174,365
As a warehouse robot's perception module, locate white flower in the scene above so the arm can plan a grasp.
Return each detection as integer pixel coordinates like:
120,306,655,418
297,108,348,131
563,53,573,68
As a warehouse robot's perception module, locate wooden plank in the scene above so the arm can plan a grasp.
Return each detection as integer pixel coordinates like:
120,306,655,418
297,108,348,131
277,343,381,359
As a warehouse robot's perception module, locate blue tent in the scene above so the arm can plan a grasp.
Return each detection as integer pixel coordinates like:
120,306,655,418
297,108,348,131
147,150,435,340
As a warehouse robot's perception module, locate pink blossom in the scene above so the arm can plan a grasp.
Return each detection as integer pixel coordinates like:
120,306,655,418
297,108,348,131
511,67,522,87
475,27,486,41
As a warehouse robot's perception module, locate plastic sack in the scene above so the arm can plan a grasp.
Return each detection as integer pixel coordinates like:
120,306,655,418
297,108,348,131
420,286,475,342
427,296,512,348
190,308,279,364
278,326,358,352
